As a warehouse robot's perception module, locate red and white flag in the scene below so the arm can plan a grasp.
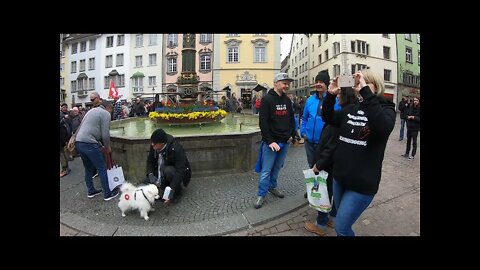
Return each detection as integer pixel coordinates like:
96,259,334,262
108,79,118,99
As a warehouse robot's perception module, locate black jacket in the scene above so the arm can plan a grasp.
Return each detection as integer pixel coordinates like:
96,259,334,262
259,88,295,144
322,86,396,195
146,134,191,187
398,100,408,120
406,105,420,131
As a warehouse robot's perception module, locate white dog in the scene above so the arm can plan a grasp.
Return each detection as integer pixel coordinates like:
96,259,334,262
118,182,160,220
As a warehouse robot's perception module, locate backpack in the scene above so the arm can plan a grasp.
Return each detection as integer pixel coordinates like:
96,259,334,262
255,98,261,109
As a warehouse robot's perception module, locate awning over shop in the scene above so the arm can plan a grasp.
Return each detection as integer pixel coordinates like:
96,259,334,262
77,73,88,80
252,84,267,92
130,71,145,78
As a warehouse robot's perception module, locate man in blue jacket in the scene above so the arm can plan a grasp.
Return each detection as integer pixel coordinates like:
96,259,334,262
300,70,340,168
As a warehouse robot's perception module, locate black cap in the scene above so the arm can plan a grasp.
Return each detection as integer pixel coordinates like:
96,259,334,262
151,129,168,144
315,70,330,87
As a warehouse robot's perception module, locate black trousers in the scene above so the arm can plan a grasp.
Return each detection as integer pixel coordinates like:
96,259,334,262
405,130,419,157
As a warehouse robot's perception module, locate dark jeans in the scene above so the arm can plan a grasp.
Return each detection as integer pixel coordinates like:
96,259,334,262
144,166,182,199
76,142,115,198
406,130,419,157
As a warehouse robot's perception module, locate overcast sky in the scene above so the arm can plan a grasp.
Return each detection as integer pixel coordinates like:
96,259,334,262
281,34,293,62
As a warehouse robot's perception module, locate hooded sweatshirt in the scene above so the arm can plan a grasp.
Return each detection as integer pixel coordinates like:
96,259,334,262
259,88,295,145
322,86,396,195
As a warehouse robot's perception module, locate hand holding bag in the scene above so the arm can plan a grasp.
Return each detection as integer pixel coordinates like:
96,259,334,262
106,152,125,191
303,169,332,213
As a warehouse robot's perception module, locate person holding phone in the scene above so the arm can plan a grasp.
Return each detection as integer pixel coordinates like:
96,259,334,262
322,69,396,236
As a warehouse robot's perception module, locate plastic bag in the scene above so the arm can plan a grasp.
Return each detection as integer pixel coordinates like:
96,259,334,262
303,169,331,213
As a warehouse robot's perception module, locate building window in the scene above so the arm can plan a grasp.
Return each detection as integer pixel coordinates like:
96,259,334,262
200,55,211,70
324,49,329,61
417,34,420,44
71,81,77,92
106,36,113,48
405,47,413,63
167,34,178,47
382,34,389,38
383,46,391,59
351,64,368,75
333,42,340,55
136,34,143,47
117,35,125,46
149,34,157,46
418,50,420,65
89,39,96,51
324,34,328,42
167,58,177,73
254,47,266,62
351,40,369,55
227,34,239,37
60,63,64,72
228,47,239,62
89,58,95,70
149,53,157,66
135,55,143,67
404,34,412,41
116,54,124,66
60,77,64,86
318,34,321,46
333,64,340,77
71,43,78,54
312,44,314,52
71,61,77,73
148,76,156,87
88,78,95,90
105,55,113,68
132,77,143,87
384,69,391,82
200,34,212,43
318,54,322,64
79,59,86,72
80,41,86,52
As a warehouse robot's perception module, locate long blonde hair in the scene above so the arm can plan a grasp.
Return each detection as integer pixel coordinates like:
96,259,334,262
361,69,385,96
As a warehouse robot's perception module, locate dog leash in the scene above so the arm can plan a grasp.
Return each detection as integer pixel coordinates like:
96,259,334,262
134,188,154,205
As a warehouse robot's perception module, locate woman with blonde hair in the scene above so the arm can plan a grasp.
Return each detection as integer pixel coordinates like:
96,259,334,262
321,69,395,236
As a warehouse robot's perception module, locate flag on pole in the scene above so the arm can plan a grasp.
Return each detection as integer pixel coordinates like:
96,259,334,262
108,79,118,99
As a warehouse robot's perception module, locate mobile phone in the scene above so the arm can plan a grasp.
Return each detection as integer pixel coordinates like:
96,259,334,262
338,75,355,88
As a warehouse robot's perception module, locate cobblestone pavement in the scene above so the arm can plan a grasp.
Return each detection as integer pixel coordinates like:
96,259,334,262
61,113,419,236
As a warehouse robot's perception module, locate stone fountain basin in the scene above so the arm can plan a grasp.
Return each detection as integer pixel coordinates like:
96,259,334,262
109,115,261,184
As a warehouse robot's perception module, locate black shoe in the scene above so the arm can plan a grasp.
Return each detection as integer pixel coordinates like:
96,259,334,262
304,192,308,198
87,189,102,198
104,189,119,201
401,154,409,158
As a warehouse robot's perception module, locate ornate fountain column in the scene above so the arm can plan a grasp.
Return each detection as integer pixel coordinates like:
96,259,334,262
177,34,199,103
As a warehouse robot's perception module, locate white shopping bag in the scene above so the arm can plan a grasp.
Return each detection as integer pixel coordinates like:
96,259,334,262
107,165,125,191
303,169,331,213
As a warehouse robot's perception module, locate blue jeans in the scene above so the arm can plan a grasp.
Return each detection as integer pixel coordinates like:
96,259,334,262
304,141,319,168
399,118,406,140
257,142,290,197
76,142,114,198
333,179,374,236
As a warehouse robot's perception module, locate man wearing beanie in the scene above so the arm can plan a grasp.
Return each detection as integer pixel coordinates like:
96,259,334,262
301,70,341,170
145,128,191,204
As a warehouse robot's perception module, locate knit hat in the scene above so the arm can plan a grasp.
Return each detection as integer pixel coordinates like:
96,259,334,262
315,70,330,87
151,129,168,144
